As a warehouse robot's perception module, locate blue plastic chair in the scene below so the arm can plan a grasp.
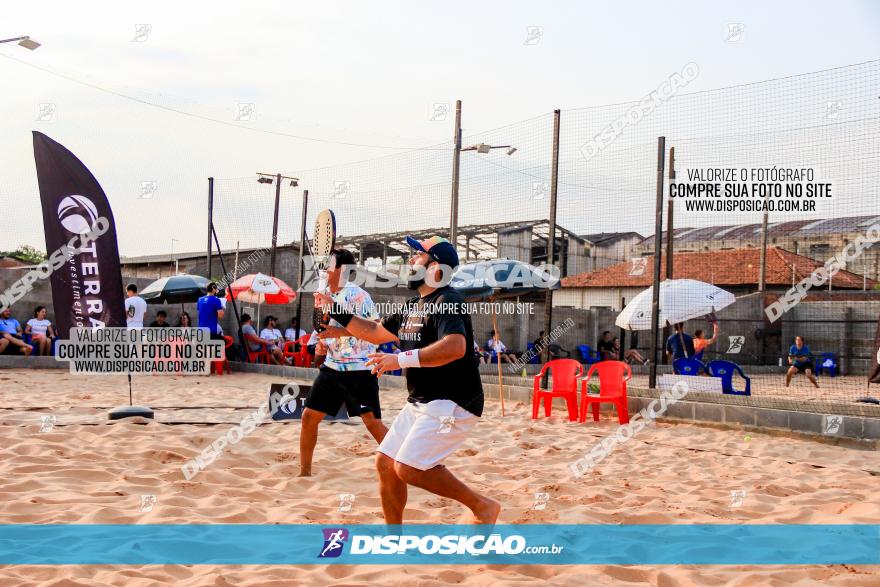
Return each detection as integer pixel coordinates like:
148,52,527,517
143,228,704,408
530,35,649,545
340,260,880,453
814,353,837,377
706,360,751,395
673,357,706,376
577,344,600,365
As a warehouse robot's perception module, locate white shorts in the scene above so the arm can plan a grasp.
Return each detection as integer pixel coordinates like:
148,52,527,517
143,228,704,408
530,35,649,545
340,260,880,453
377,400,478,471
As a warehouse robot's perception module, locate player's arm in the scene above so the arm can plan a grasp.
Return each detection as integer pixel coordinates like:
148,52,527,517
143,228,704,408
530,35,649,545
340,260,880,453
409,333,465,366
707,323,719,344
315,291,398,345
339,315,398,345
366,333,465,376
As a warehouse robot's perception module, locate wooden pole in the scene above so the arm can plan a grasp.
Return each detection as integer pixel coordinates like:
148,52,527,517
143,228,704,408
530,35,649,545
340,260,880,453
492,306,505,416
648,137,666,389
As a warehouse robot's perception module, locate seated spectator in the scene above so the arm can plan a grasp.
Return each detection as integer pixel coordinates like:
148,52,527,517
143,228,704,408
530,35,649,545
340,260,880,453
177,312,193,328
285,318,306,342
786,335,819,389
0,308,33,356
25,306,55,356
487,330,516,363
259,316,288,365
693,323,719,358
597,330,615,360
548,342,570,360
149,310,171,328
473,340,489,364
241,313,286,365
613,337,648,365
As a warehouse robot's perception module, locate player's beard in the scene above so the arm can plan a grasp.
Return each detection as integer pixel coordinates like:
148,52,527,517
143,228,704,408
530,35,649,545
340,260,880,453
407,276,425,290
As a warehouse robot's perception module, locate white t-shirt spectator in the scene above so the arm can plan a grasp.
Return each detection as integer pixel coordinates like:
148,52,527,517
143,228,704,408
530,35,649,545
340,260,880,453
27,319,52,339
487,338,507,353
125,296,147,329
260,328,283,349
285,327,306,341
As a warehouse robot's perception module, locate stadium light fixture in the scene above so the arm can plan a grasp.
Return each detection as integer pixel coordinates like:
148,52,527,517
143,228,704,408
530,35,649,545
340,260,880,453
0,36,41,50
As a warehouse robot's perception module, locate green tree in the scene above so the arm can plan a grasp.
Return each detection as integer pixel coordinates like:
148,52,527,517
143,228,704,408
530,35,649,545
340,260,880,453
1,245,46,265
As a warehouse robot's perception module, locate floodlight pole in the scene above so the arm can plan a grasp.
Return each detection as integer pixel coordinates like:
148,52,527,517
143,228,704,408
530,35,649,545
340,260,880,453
449,100,462,248
207,177,214,278
270,173,282,275
649,137,666,389
295,189,309,335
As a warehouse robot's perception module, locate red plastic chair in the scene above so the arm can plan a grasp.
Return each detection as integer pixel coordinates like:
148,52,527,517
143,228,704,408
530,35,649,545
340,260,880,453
294,335,314,367
211,335,234,375
247,340,271,364
282,339,299,362
532,359,583,421
579,360,631,424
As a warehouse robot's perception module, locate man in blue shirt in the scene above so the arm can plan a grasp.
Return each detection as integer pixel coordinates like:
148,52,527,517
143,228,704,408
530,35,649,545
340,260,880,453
786,335,819,388
197,283,225,341
665,322,695,361
0,308,33,356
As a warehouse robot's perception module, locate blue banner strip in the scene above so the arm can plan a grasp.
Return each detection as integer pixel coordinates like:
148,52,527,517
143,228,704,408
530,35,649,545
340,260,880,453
0,524,877,565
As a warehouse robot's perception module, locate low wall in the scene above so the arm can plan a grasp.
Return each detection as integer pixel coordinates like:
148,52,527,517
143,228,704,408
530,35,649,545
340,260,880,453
2,356,877,442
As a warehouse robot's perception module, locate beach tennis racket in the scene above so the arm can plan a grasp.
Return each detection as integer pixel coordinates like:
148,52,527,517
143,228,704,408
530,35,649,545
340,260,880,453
313,209,336,270
310,209,336,332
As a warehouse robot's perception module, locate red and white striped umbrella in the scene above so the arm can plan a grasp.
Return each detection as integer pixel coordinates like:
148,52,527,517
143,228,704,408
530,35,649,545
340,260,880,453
226,273,296,305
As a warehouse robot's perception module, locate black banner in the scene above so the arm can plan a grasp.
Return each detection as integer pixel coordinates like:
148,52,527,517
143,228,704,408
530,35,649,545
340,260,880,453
32,131,126,338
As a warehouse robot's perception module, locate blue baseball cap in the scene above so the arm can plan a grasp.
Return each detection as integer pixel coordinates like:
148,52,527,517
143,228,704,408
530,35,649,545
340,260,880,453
405,235,460,269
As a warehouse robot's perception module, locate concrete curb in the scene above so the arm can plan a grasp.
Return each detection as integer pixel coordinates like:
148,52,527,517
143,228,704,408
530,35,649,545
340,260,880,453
3,357,877,441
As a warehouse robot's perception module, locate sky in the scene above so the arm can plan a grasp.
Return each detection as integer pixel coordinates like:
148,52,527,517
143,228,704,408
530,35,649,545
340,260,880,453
1,1,878,257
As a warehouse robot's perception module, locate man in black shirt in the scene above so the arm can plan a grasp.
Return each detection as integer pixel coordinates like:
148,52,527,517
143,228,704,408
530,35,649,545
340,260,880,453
597,330,615,360
148,310,171,328
316,235,499,525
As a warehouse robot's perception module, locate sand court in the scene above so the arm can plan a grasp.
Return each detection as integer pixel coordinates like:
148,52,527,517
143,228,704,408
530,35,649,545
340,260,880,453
0,368,878,584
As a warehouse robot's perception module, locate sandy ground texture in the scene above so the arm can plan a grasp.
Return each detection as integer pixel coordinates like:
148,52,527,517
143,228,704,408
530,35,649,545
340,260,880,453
0,368,878,586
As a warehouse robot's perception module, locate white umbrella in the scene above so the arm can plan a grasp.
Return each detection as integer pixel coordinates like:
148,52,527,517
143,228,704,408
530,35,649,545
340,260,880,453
615,279,736,331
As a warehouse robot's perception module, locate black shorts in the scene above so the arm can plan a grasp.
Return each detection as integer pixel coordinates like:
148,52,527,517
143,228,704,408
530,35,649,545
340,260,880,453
305,367,381,419
793,362,811,373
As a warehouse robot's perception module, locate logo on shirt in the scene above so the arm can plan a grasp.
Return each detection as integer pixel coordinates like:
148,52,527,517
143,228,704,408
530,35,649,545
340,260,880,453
318,528,349,558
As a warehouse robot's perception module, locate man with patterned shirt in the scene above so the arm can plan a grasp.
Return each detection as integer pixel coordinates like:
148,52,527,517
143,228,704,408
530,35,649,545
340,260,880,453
298,249,388,477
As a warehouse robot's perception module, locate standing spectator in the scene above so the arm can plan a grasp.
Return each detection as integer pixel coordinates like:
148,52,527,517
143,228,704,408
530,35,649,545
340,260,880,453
177,312,193,327
786,335,819,388
487,330,516,363
217,297,227,337
665,322,695,361
197,282,225,341
0,308,33,356
597,330,615,360
125,284,147,329
149,310,171,328
25,306,55,356
285,318,306,342
693,322,719,360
